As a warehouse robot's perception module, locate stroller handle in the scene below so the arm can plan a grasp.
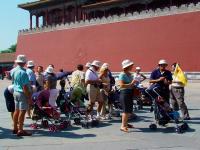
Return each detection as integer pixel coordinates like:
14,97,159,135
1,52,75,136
145,86,162,100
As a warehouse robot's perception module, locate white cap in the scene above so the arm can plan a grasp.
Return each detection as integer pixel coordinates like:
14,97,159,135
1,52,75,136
45,66,54,74
91,60,101,68
158,59,168,65
85,62,91,68
122,59,134,69
27,60,35,67
15,55,27,63
136,67,141,70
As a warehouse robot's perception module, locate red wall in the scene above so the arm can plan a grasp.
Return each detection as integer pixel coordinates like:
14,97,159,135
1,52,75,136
17,11,200,72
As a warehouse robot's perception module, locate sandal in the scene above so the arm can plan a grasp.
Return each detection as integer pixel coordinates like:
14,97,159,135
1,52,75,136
12,130,18,134
17,130,32,136
127,124,134,128
120,127,128,132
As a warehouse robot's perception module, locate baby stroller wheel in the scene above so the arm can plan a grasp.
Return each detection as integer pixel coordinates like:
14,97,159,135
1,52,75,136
30,123,38,129
49,125,57,132
82,122,90,128
180,122,189,131
91,119,99,127
74,118,81,125
149,123,157,130
63,120,71,128
41,120,49,128
175,126,183,134
59,123,65,130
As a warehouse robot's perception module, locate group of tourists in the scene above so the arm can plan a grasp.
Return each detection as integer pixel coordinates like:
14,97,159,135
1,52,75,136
4,54,190,136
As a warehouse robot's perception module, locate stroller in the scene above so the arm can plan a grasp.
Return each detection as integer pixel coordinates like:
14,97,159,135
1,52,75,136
31,90,70,132
57,89,84,123
145,86,189,133
133,86,152,110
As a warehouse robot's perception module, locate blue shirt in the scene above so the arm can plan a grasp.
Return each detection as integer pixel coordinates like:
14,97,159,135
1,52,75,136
11,66,30,93
150,68,172,88
118,72,133,90
26,68,36,85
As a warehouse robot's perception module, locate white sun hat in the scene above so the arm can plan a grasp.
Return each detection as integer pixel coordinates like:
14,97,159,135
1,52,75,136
122,59,134,69
85,62,91,68
91,60,102,68
45,66,54,74
15,55,27,63
27,61,35,67
136,67,141,70
158,59,168,65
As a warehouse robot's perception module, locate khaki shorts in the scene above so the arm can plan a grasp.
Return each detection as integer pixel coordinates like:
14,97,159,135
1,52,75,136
86,84,103,104
14,91,28,111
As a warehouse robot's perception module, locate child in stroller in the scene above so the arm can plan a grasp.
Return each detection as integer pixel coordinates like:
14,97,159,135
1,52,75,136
146,85,189,133
31,90,69,131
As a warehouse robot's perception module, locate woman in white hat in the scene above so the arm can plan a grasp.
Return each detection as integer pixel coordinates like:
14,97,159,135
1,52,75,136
99,63,111,119
118,59,138,132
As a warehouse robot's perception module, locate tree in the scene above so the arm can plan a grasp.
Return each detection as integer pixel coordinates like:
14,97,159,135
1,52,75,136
0,44,16,53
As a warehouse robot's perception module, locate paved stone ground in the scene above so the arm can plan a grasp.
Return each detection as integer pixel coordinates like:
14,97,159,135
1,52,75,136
0,80,200,150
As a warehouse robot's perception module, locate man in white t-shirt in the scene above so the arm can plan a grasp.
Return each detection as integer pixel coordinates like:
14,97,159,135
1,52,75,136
170,63,190,120
85,60,103,119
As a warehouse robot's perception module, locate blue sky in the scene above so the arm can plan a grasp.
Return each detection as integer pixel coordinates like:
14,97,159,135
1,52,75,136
0,0,36,51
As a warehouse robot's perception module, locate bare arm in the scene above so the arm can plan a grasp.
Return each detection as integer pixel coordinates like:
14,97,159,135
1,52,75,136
141,74,147,82
23,84,32,105
118,79,137,89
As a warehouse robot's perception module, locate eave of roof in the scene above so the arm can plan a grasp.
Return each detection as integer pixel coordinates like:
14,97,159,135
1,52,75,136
82,0,124,8
0,53,15,63
18,0,53,11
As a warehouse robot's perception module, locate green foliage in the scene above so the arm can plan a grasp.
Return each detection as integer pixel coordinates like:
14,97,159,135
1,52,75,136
0,44,16,53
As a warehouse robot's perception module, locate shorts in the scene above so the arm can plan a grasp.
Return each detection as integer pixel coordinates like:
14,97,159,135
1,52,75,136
86,84,103,104
120,89,133,113
13,91,28,111
4,88,15,112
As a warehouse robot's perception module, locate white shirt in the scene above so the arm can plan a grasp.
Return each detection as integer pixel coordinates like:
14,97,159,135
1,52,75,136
171,75,184,87
133,73,143,84
85,67,98,81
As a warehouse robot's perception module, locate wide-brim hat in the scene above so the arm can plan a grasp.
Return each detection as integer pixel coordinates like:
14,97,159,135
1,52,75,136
91,60,101,68
158,59,168,65
45,66,54,74
15,55,27,63
27,60,35,67
122,59,134,69
136,67,141,70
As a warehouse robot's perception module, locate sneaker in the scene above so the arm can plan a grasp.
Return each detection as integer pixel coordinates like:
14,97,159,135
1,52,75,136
100,116,106,120
96,115,101,120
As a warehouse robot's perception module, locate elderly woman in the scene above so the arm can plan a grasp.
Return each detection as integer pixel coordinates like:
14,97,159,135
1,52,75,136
99,63,111,119
118,59,138,132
